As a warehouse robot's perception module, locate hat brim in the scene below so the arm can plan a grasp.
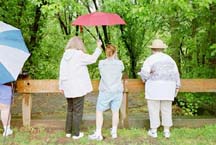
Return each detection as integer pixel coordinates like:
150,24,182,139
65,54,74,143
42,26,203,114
148,45,168,49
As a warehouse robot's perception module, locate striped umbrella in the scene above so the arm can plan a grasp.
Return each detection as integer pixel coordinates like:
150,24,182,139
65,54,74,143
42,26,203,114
0,21,30,84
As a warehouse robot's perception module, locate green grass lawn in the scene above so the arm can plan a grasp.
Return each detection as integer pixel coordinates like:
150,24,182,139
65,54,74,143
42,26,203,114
0,124,216,145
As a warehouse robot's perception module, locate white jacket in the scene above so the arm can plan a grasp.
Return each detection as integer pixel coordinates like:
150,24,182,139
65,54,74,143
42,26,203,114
59,48,102,98
139,52,180,101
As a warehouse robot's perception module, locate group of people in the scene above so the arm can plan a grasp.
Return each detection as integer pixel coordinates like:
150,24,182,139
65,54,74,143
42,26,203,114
59,36,181,140
0,36,180,139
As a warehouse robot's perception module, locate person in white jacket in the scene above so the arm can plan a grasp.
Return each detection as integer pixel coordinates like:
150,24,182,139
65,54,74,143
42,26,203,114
59,36,102,139
139,39,180,138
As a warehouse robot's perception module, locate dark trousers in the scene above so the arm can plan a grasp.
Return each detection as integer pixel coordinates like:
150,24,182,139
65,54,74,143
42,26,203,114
65,96,84,136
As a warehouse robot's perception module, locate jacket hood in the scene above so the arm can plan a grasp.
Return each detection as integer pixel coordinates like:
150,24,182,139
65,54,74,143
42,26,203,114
63,49,75,61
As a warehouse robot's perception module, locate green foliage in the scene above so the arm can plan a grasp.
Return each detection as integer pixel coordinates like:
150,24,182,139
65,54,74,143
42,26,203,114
23,18,68,79
177,93,200,116
1,0,215,79
176,93,216,116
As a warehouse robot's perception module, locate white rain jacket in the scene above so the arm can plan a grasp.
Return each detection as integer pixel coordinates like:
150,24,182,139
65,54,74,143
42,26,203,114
59,48,102,98
139,52,181,101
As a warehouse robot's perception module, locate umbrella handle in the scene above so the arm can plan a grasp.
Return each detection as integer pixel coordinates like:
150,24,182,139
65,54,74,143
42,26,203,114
82,26,105,51
83,27,97,40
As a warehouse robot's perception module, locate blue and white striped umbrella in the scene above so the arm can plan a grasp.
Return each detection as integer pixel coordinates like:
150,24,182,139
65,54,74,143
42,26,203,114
0,21,30,84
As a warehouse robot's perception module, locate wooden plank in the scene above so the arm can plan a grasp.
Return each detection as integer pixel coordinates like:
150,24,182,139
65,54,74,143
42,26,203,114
16,80,60,93
124,79,144,93
180,79,216,92
173,118,216,128
120,79,129,127
22,94,32,126
16,79,216,93
16,80,100,93
124,79,216,93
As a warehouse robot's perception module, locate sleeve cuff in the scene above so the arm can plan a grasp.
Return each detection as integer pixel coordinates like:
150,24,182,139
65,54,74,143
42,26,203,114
96,47,102,53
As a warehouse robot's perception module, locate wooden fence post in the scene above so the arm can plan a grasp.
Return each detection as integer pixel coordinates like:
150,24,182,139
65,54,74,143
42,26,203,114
19,74,32,127
22,93,32,126
120,78,129,128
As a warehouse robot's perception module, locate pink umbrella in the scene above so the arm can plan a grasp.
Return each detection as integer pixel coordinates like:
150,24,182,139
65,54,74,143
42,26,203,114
72,12,126,26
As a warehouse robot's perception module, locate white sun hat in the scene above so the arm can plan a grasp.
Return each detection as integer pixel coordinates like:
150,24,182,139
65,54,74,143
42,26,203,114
149,39,168,49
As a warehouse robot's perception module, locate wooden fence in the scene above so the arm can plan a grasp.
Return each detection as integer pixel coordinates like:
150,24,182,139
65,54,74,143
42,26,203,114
16,79,216,127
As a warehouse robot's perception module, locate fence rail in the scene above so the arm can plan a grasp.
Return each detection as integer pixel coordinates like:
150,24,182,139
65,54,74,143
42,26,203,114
16,79,216,127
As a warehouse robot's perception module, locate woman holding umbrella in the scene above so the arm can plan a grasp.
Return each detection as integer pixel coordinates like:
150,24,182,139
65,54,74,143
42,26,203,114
59,36,102,139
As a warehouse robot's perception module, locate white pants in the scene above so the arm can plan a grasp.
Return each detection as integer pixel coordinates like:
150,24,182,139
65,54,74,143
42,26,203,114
147,100,173,129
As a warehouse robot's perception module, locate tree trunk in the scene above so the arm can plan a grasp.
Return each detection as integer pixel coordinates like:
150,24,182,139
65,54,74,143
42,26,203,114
29,6,42,48
207,3,216,75
17,0,26,25
120,26,137,78
169,18,181,72
57,13,70,35
102,26,109,44
92,0,109,45
208,4,216,45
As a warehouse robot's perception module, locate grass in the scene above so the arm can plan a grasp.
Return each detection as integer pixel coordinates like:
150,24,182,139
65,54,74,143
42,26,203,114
0,125,216,145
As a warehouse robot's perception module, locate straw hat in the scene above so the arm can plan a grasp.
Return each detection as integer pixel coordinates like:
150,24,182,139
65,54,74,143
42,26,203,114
149,39,168,49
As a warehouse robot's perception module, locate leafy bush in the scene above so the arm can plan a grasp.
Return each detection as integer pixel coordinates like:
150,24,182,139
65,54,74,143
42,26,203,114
176,93,216,116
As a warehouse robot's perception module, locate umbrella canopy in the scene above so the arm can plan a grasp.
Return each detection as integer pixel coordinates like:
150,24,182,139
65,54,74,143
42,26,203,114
72,12,126,26
0,21,30,84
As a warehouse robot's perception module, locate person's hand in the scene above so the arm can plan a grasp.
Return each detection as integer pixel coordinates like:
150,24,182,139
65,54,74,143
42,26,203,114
113,51,118,59
60,89,64,94
175,88,179,97
97,39,102,48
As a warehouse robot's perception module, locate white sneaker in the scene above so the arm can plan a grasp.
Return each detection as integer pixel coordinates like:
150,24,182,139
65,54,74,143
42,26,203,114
88,132,103,141
110,129,117,139
3,129,13,137
164,131,170,138
147,130,157,138
65,133,71,138
72,132,84,140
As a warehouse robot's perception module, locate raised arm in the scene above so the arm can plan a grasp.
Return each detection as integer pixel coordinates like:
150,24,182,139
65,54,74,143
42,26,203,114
79,40,102,65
